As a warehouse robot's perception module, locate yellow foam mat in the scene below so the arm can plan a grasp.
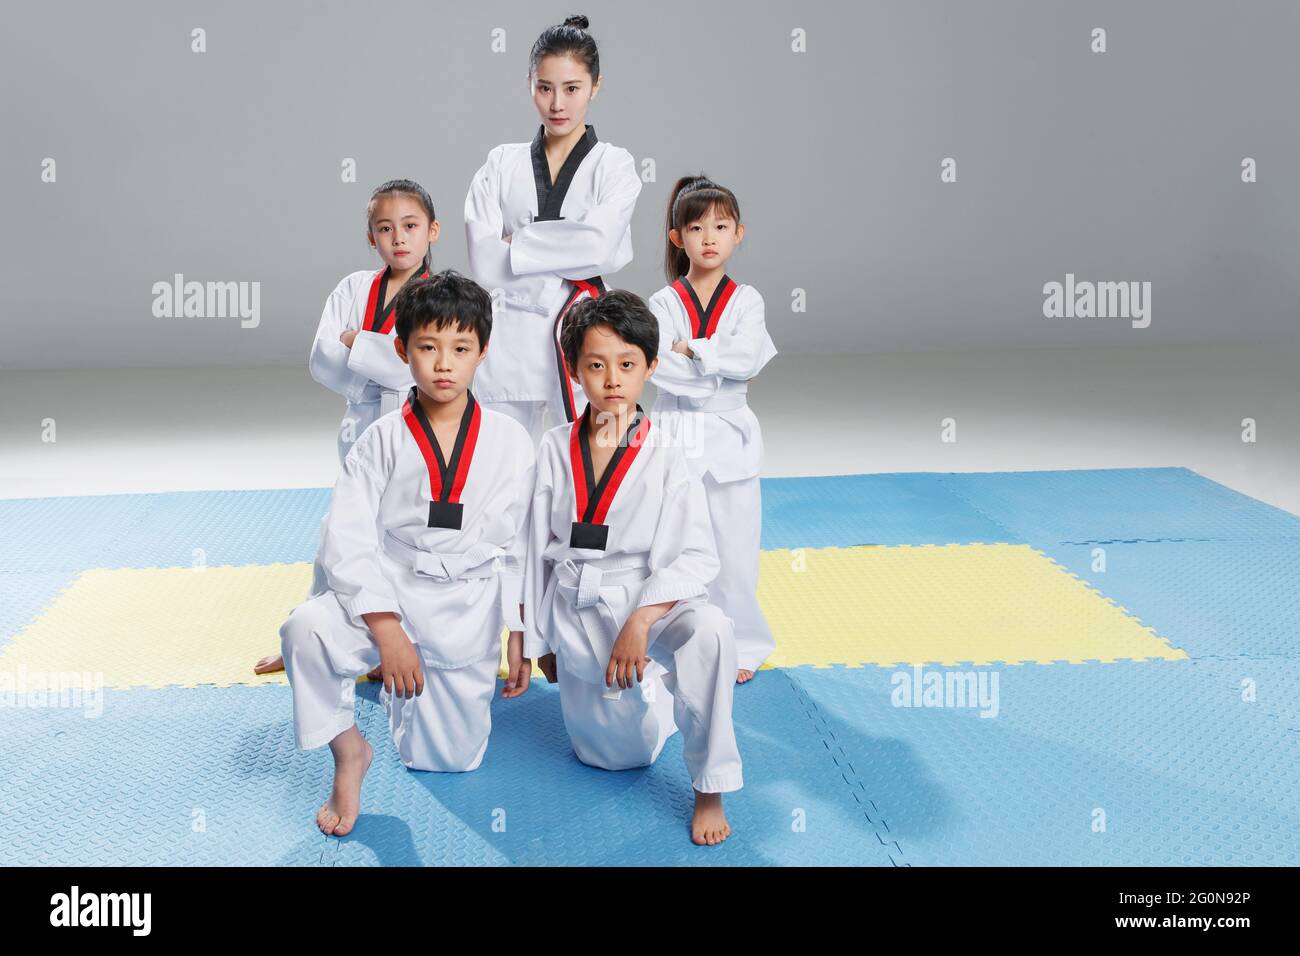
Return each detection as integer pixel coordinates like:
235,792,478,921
0,544,1184,690
0,564,308,690
758,543,1185,667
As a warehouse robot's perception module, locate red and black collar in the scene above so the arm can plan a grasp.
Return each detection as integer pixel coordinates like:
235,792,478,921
568,403,652,551
671,274,738,340
363,261,431,334
401,387,481,529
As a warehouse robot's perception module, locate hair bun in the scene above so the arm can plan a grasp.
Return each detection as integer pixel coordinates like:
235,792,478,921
563,14,589,30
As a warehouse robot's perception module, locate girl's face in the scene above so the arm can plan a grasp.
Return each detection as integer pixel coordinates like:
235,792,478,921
368,194,440,271
530,54,600,137
670,204,745,272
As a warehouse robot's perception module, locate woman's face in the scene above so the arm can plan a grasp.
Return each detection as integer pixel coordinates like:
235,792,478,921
530,54,599,136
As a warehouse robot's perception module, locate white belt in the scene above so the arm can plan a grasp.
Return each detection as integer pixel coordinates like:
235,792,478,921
349,386,405,416
545,552,665,702
378,387,404,416
655,390,749,413
383,532,524,630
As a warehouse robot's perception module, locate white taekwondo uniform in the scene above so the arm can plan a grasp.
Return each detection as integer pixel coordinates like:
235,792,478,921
309,263,430,462
524,405,743,794
649,276,779,672
464,124,642,442
279,388,535,772
303,263,432,598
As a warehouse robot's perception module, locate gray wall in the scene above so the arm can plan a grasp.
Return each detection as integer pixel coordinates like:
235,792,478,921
2,0,1296,370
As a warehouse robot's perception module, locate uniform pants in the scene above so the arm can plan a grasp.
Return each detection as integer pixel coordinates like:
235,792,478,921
555,599,743,793
279,592,499,772
702,473,776,672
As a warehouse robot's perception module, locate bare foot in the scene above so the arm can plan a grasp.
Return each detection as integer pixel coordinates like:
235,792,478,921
691,790,732,846
254,654,285,675
316,725,373,837
736,668,755,684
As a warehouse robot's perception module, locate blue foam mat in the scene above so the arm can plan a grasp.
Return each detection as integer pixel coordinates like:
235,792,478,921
0,571,79,647
786,661,1300,866
0,488,331,573
3,469,1298,866
938,467,1300,545
3,469,1296,576
0,677,901,867
1039,539,1300,659
761,473,1020,549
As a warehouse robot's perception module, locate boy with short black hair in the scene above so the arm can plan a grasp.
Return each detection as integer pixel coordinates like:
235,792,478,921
280,269,536,838
525,289,743,846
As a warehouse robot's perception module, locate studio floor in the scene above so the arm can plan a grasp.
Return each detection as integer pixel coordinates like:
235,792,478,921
0,348,1297,865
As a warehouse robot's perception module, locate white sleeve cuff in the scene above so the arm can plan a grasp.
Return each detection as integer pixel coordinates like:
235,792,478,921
339,591,403,630
637,576,707,610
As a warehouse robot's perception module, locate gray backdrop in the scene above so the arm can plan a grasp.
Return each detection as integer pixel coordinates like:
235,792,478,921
2,0,1296,370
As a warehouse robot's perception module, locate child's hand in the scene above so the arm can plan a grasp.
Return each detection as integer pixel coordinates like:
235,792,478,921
339,329,359,349
606,620,650,690
373,629,424,699
502,631,531,699
537,653,559,684
671,340,694,359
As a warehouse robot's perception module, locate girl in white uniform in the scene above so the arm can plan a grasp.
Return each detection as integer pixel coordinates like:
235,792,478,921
464,14,642,444
280,271,536,837
649,176,779,683
254,179,441,676
527,290,742,846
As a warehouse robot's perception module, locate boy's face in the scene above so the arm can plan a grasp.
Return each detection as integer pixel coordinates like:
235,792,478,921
395,320,486,404
574,324,657,419
368,194,440,272
669,203,744,272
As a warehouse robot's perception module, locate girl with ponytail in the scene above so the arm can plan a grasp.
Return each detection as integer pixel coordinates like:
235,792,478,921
649,174,779,683
253,179,441,676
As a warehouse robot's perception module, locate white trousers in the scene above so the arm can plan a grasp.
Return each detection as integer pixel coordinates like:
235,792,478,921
702,473,776,671
555,599,744,793
279,592,499,772
308,515,329,598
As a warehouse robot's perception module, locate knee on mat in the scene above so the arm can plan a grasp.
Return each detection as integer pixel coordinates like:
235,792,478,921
685,604,733,657
402,736,489,773
279,601,330,655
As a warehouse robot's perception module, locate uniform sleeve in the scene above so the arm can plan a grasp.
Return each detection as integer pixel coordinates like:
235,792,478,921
464,146,518,291
688,288,779,381
508,147,642,280
501,440,537,637
522,443,556,659
309,277,369,404
318,432,404,628
637,452,720,608
346,330,414,392
648,290,722,399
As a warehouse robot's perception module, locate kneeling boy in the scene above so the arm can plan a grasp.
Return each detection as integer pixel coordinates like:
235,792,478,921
525,290,743,846
280,269,535,837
